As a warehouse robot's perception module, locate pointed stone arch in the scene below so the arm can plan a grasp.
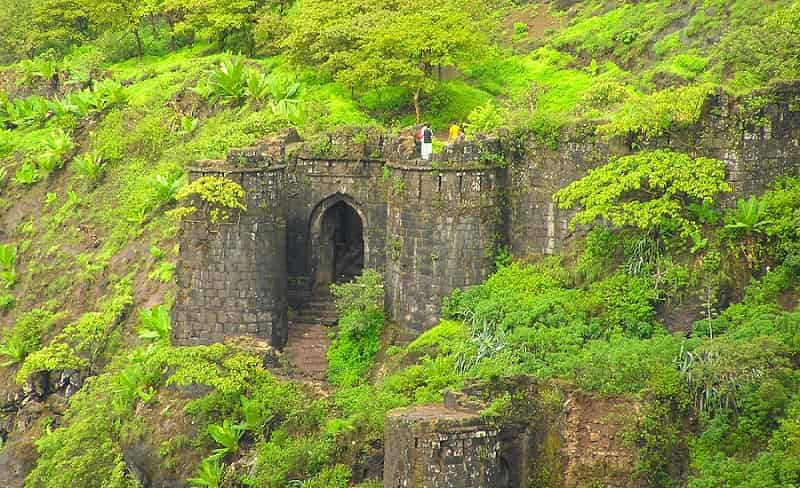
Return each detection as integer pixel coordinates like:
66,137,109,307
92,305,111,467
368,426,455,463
308,193,368,287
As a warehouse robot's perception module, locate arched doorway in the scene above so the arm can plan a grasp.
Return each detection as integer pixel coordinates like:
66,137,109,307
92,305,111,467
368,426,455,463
312,198,365,286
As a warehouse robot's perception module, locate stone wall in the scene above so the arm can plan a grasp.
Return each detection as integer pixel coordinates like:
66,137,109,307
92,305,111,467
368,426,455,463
507,85,800,257
173,84,800,344
385,161,501,331
172,165,288,347
384,404,501,488
284,155,387,306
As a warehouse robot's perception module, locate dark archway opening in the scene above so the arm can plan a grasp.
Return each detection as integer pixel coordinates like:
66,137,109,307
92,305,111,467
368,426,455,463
317,201,364,285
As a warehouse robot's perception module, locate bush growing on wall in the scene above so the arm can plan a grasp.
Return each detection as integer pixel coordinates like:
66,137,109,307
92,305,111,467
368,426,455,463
327,270,385,388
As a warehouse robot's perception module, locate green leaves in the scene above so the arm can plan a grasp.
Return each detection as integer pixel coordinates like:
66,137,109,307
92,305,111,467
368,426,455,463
137,305,172,341
554,150,730,241
207,418,244,457
725,196,771,235
177,175,247,223
188,456,224,488
285,0,494,119
148,171,186,207
37,129,75,176
0,243,17,272
193,55,303,117
72,152,105,183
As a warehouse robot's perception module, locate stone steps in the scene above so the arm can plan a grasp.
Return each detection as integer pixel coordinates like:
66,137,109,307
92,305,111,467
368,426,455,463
281,288,338,383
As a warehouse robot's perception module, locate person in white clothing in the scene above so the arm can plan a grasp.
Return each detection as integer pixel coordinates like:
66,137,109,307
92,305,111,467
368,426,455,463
421,123,433,160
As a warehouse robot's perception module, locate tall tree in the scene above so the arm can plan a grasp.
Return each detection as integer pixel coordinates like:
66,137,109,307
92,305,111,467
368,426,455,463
0,0,37,62
28,0,92,55
79,0,150,57
166,0,269,53
284,0,494,122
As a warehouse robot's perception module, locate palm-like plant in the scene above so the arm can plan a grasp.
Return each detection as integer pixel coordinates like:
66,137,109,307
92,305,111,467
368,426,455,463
0,129,13,157
725,196,771,234
37,129,75,175
137,305,172,341
115,364,157,405
73,153,105,182
238,395,270,434
18,58,59,85
0,244,17,272
196,56,249,104
245,71,272,103
188,456,224,488
149,172,185,207
3,96,50,128
268,82,301,118
0,336,29,367
92,80,127,111
14,162,40,186
207,419,244,457
725,196,772,266
178,115,199,136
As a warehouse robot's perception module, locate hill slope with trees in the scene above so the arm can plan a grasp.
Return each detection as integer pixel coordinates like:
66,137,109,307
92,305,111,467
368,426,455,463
0,0,798,487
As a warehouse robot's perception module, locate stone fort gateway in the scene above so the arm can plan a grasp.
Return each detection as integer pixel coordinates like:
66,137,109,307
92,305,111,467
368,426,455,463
168,87,800,486
172,86,800,349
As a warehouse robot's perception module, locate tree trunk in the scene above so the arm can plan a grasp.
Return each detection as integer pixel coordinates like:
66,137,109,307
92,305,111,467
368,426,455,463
414,88,422,124
167,17,177,51
150,15,160,39
133,29,144,58
219,31,227,51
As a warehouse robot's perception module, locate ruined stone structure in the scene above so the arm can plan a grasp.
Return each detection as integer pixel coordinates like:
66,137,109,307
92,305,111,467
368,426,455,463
384,378,652,488
384,405,501,488
173,84,800,347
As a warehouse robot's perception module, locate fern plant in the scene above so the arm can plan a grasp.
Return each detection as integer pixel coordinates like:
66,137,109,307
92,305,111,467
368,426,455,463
188,456,224,488
137,305,172,341
207,419,243,457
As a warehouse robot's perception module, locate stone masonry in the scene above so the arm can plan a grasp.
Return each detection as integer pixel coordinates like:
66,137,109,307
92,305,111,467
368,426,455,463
173,84,800,346
384,404,501,488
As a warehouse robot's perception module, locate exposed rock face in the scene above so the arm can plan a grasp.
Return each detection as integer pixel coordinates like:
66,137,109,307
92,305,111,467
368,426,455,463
173,85,800,346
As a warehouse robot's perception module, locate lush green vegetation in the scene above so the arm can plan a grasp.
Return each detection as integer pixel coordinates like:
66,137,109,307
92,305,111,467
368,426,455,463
0,0,798,486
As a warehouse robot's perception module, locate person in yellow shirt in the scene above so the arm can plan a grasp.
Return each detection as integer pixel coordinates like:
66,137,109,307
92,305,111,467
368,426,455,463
448,122,462,144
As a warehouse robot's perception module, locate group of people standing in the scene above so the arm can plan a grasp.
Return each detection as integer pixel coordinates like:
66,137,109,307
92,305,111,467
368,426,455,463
414,122,466,160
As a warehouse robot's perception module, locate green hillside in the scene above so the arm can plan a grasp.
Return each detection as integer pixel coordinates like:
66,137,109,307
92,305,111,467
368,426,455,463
0,0,798,487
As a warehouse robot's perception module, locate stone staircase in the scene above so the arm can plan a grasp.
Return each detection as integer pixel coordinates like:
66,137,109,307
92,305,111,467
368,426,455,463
281,288,338,385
